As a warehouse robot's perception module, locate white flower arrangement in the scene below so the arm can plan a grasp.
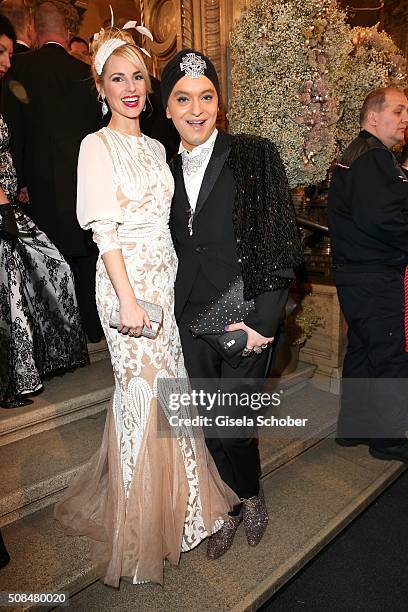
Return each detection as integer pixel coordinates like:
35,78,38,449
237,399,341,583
229,0,406,188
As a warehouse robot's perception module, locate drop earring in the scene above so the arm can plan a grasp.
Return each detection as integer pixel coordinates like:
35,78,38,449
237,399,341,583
101,96,108,116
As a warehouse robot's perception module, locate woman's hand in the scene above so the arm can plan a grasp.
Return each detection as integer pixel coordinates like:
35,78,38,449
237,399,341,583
118,297,151,337
225,321,274,356
100,250,151,337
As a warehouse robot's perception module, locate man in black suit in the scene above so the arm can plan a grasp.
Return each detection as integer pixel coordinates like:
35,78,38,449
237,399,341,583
0,0,35,54
2,1,103,341
161,50,301,559
329,87,408,462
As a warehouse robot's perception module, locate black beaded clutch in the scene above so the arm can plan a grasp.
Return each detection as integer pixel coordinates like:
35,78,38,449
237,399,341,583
189,277,297,367
189,277,254,367
190,277,254,336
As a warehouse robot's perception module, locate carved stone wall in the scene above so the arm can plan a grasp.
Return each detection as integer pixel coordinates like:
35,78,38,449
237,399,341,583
298,282,347,393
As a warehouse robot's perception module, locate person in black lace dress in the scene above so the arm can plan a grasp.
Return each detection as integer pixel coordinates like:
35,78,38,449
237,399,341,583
0,15,88,409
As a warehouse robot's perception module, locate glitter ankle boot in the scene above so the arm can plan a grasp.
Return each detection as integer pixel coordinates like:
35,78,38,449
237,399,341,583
206,514,242,560
242,492,268,546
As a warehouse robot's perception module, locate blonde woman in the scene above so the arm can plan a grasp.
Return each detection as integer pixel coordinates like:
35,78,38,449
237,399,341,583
54,28,237,587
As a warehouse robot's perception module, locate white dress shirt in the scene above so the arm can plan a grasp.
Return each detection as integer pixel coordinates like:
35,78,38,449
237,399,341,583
16,40,31,50
179,128,218,213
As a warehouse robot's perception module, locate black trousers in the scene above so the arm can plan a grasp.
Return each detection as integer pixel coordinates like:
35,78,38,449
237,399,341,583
179,301,271,500
335,270,408,447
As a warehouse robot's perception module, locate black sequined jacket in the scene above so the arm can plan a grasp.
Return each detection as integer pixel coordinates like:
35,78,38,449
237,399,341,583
170,130,302,334
228,133,302,300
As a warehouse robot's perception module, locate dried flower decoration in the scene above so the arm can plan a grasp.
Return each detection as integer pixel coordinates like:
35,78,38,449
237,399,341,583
258,25,268,40
229,0,406,188
229,0,350,188
336,25,407,153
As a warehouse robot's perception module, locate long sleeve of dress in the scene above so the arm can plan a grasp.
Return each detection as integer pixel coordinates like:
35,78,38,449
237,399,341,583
77,133,124,255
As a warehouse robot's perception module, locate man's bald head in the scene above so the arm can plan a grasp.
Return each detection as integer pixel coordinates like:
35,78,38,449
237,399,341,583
360,87,405,126
35,2,68,46
360,86,408,149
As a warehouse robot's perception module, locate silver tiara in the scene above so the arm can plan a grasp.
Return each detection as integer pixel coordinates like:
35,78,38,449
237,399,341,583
180,53,207,79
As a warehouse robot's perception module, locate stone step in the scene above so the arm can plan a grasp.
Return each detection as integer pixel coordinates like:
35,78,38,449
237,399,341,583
0,360,114,447
259,383,338,477
87,339,109,364
267,361,317,395
0,438,405,612
0,412,106,528
0,357,309,451
0,384,337,530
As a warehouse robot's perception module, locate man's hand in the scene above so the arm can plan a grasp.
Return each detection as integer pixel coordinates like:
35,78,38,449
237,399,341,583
225,321,274,356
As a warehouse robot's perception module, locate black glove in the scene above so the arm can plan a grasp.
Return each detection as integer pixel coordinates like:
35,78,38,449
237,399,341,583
0,203,19,241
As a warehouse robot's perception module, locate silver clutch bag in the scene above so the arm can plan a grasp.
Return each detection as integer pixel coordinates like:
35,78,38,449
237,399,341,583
109,299,163,339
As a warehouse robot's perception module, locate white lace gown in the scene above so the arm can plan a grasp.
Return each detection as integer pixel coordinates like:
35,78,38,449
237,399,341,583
54,128,237,586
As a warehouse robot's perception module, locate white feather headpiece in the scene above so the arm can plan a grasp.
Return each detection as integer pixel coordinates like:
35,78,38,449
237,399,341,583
93,6,154,75
94,39,127,75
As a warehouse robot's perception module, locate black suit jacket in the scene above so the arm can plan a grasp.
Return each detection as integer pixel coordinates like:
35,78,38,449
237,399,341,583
170,131,288,337
15,42,31,54
2,43,102,257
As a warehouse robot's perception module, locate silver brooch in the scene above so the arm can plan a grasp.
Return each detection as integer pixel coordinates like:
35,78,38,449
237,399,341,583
180,53,207,79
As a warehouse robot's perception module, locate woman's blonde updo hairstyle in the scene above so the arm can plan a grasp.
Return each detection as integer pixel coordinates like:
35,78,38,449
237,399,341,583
91,27,152,94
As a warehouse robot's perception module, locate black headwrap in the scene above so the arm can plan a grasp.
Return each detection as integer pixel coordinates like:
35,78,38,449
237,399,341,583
160,49,221,109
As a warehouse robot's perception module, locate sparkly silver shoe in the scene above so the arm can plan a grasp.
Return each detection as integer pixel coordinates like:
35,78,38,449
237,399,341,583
206,514,243,560
242,492,268,546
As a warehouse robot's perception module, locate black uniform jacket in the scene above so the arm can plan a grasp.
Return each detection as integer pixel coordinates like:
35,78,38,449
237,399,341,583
328,129,408,271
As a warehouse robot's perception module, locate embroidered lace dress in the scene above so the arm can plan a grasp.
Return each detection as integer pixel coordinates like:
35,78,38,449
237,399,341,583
0,115,88,401
54,128,237,587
